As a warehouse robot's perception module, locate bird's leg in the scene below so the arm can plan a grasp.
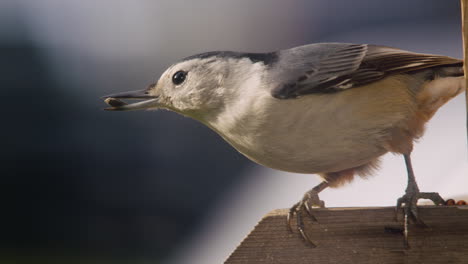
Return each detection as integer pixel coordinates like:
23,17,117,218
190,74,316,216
395,154,445,248
287,181,328,247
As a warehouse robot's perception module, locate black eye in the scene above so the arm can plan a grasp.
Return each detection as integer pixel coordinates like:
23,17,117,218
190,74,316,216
172,70,187,85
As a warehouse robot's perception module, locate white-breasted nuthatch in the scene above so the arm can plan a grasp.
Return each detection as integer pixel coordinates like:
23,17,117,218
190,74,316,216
102,43,464,248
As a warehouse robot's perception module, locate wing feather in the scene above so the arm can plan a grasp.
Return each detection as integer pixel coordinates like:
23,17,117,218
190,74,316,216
271,43,462,99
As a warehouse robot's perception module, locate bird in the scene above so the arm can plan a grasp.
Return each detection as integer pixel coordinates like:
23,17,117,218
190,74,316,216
102,43,464,248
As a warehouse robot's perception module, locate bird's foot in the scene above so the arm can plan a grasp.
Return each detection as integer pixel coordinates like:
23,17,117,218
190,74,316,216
287,189,325,247
396,191,445,223
395,190,445,248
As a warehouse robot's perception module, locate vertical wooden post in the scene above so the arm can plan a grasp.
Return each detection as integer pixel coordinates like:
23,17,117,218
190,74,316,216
461,0,468,153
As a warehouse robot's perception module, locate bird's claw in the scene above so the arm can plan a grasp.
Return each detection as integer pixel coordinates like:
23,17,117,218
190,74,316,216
287,189,325,247
395,191,445,248
396,191,445,222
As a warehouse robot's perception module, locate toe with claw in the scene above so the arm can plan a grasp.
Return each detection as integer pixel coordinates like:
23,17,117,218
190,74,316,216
395,190,445,249
287,182,328,247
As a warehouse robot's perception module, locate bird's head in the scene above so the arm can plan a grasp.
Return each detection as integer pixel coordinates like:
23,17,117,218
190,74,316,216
102,51,267,118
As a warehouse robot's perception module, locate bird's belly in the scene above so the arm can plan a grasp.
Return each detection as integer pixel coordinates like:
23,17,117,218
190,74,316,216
208,77,417,174
224,121,387,174
218,99,391,174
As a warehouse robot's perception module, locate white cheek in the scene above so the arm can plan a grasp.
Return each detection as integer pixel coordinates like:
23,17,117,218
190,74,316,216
166,85,196,111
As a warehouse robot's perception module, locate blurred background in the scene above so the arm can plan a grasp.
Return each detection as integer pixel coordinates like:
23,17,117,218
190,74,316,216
1,0,467,263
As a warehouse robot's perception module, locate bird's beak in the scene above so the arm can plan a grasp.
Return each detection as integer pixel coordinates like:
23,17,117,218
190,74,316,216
101,89,160,111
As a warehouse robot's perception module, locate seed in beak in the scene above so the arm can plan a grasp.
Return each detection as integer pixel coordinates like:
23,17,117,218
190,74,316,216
104,97,127,107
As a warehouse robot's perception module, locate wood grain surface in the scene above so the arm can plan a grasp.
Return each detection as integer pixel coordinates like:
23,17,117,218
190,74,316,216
226,206,468,264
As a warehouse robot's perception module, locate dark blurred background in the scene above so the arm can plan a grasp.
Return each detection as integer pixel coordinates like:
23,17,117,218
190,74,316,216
1,1,466,263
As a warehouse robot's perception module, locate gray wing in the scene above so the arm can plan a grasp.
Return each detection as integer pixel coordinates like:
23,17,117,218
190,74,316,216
271,43,462,99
